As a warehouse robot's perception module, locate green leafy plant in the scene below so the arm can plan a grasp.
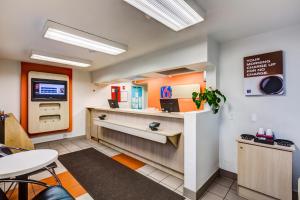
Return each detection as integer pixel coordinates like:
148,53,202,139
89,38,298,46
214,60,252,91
192,87,227,114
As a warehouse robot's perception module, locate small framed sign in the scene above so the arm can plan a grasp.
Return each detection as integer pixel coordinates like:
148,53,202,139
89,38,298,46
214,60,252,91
121,91,128,102
244,51,284,96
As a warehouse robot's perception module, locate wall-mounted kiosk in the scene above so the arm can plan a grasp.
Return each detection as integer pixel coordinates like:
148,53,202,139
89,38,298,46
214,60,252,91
28,72,70,134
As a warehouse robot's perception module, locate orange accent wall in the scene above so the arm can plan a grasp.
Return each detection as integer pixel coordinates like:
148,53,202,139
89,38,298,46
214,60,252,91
20,62,73,135
139,72,205,112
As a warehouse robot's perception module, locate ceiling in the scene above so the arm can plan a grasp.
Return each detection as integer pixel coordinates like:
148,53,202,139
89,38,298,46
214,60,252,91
0,0,299,71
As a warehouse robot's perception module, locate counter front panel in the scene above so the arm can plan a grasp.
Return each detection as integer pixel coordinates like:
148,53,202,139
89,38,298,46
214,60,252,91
86,107,184,173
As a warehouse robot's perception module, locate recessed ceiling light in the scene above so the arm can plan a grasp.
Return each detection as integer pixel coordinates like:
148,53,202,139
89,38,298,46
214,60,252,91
43,21,128,55
30,51,92,68
124,0,205,31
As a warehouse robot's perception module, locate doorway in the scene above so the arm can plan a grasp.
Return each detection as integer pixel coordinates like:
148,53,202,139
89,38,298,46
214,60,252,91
131,86,143,109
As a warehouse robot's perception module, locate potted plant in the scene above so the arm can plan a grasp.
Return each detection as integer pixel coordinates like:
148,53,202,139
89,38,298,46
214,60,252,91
192,87,226,114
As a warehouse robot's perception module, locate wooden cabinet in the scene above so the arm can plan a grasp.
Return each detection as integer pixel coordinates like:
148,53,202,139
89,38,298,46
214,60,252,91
237,139,294,200
86,108,99,139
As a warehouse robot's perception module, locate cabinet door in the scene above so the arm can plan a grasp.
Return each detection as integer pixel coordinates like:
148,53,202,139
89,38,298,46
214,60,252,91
90,123,98,139
90,111,98,139
238,143,292,200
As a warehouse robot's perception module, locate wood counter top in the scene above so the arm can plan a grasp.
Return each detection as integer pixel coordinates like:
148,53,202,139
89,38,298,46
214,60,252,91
237,137,295,152
87,106,185,119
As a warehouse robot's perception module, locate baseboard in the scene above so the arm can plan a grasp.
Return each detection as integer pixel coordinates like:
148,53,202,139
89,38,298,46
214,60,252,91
183,169,219,200
183,188,197,200
196,169,220,199
219,168,237,180
183,168,237,200
31,134,86,144
31,133,65,144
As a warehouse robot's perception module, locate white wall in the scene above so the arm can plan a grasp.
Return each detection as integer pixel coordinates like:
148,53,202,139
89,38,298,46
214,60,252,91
69,70,95,137
184,110,219,200
0,59,96,143
219,24,300,190
0,60,21,120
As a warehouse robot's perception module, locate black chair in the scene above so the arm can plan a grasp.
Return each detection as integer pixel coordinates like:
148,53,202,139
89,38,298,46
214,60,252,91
33,186,74,200
0,188,7,200
0,180,74,200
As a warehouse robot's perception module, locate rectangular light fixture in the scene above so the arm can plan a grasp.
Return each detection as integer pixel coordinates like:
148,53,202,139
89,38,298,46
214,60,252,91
124,0,205,31
30,51,92,68
43,21,127,55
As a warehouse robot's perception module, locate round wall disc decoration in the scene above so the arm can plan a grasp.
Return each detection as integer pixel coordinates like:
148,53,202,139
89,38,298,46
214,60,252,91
259,76,284,95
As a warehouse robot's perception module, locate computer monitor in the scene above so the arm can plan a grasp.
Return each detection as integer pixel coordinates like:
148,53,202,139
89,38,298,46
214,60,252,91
160,98,180,113
108,99,119,109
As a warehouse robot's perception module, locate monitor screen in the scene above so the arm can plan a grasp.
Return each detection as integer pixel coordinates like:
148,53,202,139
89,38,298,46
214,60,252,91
160,98,180,113
31,78,67,101
108,99,119,109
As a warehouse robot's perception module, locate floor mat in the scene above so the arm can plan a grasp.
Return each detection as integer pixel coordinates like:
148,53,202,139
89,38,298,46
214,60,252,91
58,148,184,200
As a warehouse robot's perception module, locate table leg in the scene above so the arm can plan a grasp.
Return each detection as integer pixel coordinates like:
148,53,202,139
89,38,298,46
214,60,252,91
17,175,28,200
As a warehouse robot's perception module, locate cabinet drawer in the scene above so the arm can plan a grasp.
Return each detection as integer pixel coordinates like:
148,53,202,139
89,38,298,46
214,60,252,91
238,143,292,199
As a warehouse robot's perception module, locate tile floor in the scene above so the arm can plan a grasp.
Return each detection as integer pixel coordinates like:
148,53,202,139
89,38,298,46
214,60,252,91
1,137,247,200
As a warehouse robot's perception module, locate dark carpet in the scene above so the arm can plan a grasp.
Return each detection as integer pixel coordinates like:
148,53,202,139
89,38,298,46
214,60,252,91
58,148,185,200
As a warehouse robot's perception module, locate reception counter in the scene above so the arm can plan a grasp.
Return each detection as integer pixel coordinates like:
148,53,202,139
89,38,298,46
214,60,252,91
86,106,220,199
86,107,185,175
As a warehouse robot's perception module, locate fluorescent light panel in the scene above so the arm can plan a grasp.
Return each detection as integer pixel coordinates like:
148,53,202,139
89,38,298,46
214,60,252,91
30,52,91,68
124,0,204,31
43,21,127,55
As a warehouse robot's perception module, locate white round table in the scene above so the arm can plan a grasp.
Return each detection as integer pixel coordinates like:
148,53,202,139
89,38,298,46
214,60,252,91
0,149,58,200
0,149,58,179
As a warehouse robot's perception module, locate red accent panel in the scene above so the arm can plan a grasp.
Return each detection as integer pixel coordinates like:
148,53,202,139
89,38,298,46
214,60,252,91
111,86,121,102
20,62,73,135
